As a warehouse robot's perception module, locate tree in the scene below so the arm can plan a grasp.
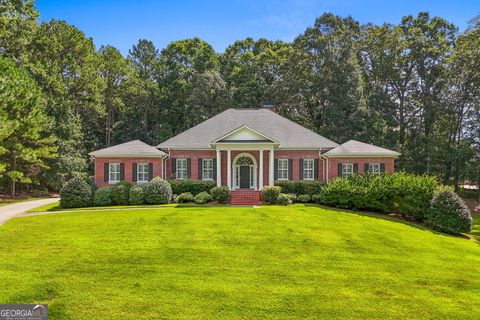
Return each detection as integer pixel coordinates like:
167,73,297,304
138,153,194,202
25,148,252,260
0,57,57,196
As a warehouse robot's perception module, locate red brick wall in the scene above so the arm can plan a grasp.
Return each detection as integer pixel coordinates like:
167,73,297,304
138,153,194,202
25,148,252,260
94,157,163,187
326,157,395,181
167,150,217,180
275,150,322,180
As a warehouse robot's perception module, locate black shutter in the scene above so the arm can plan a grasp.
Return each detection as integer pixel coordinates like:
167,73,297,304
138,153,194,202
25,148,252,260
172,158,176,177
104,162,109,182
288,159,293,180
380,163,385,173
274,159,278,180
213,159,217,180
198,158,203,180
132,163,137,182
353,163,358,173
148,163,153,180
364,163,369,173
120,163,125,181
299,159,304,180
338,163,342,177
314,159,319,179
187,158,191,178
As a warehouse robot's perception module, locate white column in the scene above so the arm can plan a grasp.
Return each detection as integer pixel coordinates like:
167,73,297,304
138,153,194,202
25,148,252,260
216,149,221,187
227,150,232,190
259,150,264,190
269,148,274,186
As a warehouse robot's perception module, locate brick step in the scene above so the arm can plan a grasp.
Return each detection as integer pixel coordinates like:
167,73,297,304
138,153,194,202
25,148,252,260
230,190,261,205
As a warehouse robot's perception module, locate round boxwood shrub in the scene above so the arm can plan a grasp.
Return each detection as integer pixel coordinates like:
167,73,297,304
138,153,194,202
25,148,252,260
261,186,281,204
129,185,146,205
93,187,113,206
311,194,322,204
145,177,172,204
176,192,194,203
425,191,472,234
111,181,133,205
210,186,230,203
286,193,297,203
276,193,291,205
297,194,311,203
60,177,93,208
194,191,212,204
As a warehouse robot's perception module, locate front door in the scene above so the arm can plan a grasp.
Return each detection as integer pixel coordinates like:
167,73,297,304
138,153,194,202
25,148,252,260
239,166,250,188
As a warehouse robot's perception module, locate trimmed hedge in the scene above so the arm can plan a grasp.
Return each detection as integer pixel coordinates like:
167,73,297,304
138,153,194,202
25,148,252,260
261,186,281,204
297,194,311,203
277,193,291,205
111,181,133,205
194,191,212,204
426,191,472,234
94,187,113,206
210,186,230,203
169,179,216,196
275,180,325,196
145,177,172,204
129,185,146,205
176,192,194,203
60,178,93,208
285,193,297,203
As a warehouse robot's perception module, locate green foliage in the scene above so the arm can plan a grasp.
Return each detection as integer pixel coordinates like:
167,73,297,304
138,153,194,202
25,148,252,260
275,180,325,196
145,177,172,204
93,187,113,207
276,193,291,205
297,194,311,203
261,186,281,204
285,193,297,203
129,185,146,205
175,192,194,203
169,179,216,196
59,178,92,208
110,181,133,205
426,191,472,234
312,194,322,204
209,186,230,203
194,191,212,204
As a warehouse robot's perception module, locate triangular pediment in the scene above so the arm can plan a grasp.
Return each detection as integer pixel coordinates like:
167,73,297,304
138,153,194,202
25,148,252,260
212,125,276,143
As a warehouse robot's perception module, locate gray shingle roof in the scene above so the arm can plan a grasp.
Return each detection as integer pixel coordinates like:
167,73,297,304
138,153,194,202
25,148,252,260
157,109,338,149
89,140,166,157
324,140,400,157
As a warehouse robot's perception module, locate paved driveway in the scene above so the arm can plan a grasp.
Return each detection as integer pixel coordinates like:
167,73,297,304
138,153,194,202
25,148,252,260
0,198,59,225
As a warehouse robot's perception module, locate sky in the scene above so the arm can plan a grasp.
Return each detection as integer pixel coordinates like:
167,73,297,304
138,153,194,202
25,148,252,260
36,0,479,55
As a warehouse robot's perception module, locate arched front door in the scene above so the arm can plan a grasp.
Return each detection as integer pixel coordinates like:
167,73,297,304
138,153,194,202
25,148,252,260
233,154,256,189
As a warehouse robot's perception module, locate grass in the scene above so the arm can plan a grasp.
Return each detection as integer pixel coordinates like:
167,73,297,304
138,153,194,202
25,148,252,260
26,202,177,213
0,197,44,207
0,205,479,319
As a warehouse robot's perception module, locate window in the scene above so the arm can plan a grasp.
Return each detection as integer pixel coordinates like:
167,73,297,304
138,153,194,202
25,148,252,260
137,163,149,182
368,163,381,174
176,159,188,180
202,159,213,180
342,163,354,178
303,159,314,180
109,163,120,183
277,159,289,180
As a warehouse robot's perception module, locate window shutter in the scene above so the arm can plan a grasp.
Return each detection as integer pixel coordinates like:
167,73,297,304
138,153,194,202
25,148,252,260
198,158,203,180
364,163,369,173
314,159,319,179
274,159,278,180
120,163,125,181
299,159,304,180
148,163,153,180
187,158,191,178
288,159,293,180
213,159,217,180
132,163,137,182
337,163,342,177
380,163,385,173
171,158,176,176
353,163,358,173
104,163,109,182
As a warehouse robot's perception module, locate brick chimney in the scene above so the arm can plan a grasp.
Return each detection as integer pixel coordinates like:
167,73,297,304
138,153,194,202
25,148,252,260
262,102,276,112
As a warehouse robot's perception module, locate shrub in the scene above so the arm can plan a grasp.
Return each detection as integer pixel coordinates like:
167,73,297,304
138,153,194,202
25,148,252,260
129,185,146,205
111,181,133,205
425,191,472,234
312,194,322,204
297,194,311,203
210,186,230,203
93,187,113,206
194,191,212,204
276,193,291,205
176,192,194,203
169,179,216,196
261,186,281,204
286,193,297,203
145,177,172,204
275,180,325,196
60,178,93,208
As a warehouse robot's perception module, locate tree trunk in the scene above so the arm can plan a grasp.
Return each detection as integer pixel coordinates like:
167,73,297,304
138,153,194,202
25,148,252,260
10,155,16,198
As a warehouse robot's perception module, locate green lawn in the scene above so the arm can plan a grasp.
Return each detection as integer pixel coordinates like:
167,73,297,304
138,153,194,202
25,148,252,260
0,205,479,319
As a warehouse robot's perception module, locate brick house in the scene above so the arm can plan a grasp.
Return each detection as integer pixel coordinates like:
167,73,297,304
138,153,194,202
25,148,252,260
89,106,400,204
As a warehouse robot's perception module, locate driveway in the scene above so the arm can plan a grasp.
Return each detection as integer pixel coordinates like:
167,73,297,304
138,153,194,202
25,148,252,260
0,198,59,225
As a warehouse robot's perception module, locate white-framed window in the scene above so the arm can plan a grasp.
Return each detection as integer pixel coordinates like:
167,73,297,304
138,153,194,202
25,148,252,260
342,163,354,178
176,159,188,180
109,163,120,183
277,159,289,180
137,163,149,182
303,159,314,180
202,159,213,180
368,163,381,174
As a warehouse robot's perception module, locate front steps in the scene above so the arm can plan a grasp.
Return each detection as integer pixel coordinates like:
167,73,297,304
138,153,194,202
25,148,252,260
230,190,261,205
